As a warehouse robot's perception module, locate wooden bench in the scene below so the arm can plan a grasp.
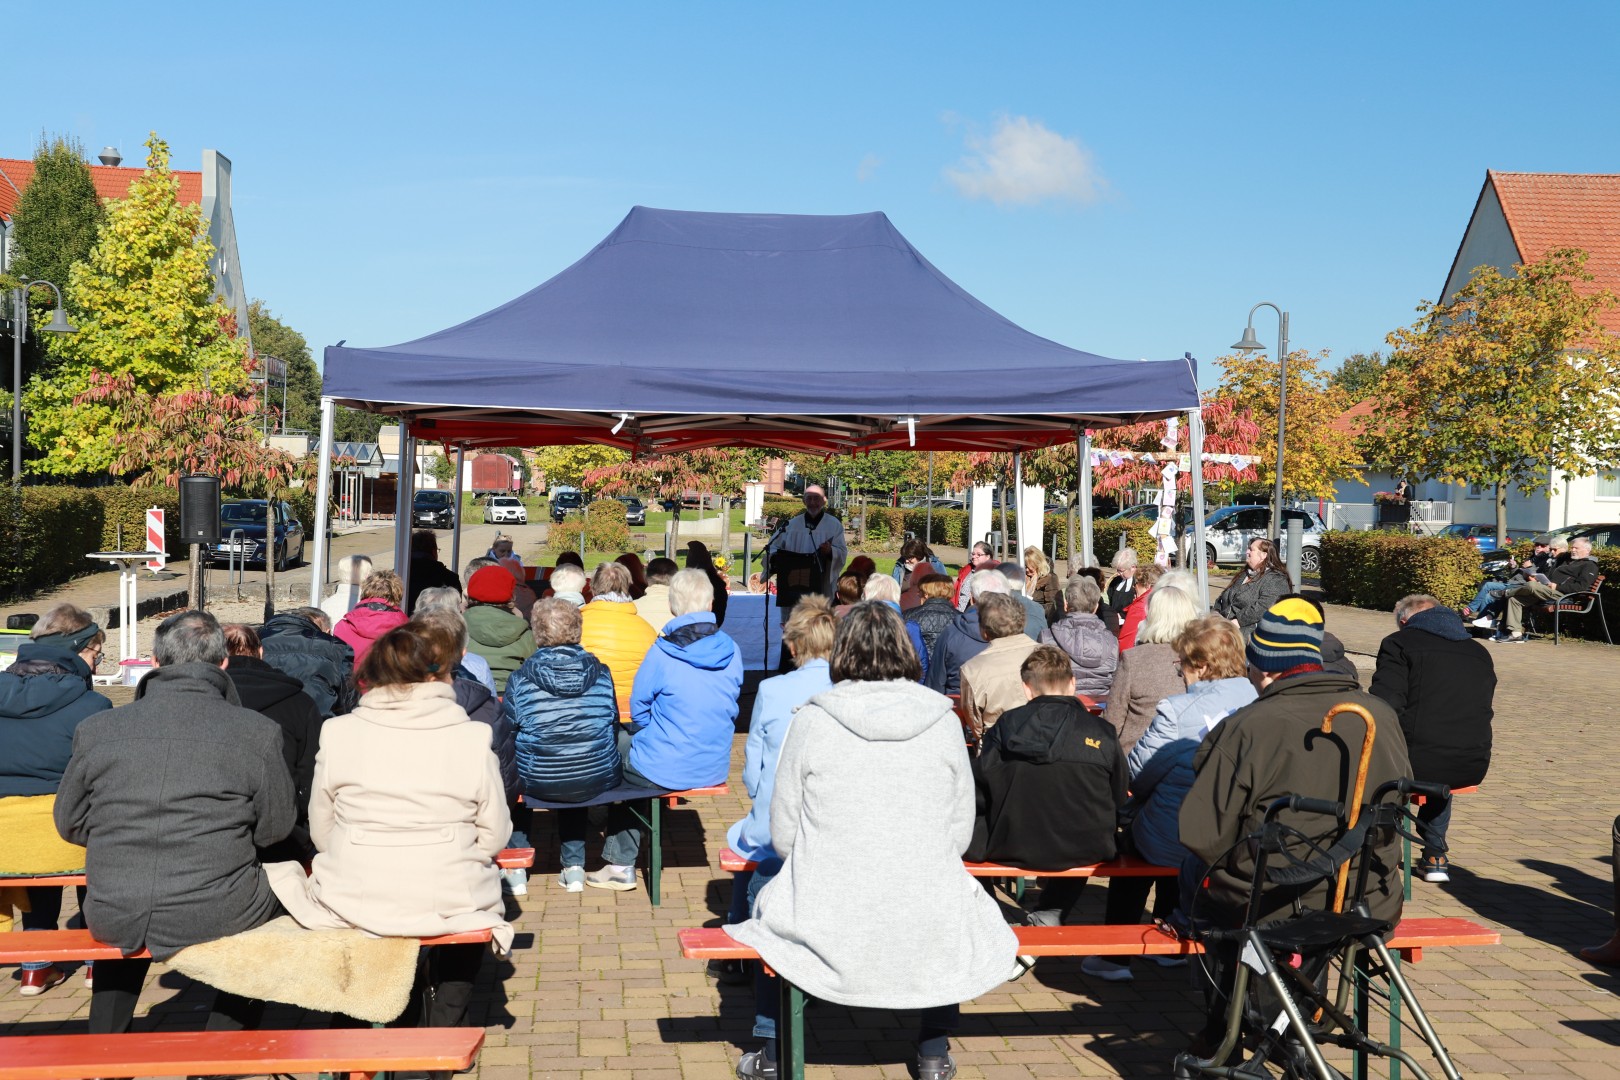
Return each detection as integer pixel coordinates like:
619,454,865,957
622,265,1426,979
1530,573,1610,645
0,1026,484,1080
720,846,1176,880
0,927,495,965
679,918,1499,1080
0,847,538,890
523,784,730,905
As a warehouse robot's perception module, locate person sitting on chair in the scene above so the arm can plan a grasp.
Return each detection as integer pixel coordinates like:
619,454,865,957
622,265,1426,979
1494,536,1599,643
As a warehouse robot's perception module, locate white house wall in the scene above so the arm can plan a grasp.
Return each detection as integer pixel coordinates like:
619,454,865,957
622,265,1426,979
1441,182,1520,304
200,150,252,348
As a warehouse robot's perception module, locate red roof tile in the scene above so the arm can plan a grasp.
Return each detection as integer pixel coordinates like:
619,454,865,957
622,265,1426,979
0,157,202,224
1488,171,1620,335
1330,398,1376,438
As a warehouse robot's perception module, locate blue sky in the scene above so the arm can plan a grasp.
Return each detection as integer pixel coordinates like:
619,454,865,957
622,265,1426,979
11,2,1620,389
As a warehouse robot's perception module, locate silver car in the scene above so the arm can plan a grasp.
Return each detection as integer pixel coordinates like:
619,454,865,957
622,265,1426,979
1203,505,1326,576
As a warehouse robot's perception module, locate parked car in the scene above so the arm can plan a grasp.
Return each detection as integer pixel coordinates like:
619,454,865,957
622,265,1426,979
412,489,455,530
483,495,528,525
206,500,305,570
1437,523,1536,552
549,490,585,522
618,496,647,526
1202,505,1327,576
901,496,965,511
1480,521,1620,577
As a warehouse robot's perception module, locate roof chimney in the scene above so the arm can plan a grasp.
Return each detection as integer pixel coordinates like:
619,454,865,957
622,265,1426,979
98,147,122,167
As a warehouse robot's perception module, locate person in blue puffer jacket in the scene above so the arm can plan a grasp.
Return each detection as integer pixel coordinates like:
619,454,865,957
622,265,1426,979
584,569,743,892
499,598,622,893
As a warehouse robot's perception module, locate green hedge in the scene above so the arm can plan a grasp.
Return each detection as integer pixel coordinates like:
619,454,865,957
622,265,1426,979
1319,532,1482,611
546,498,634,554
0,486,107,596
95,486,182,553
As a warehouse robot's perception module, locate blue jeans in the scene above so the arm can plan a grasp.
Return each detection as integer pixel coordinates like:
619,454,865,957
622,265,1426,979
20,886,86,972
744,859,784,1040
558,808,589,869
507,800,531,850
1415,794,1453,857
1468,580,1507,616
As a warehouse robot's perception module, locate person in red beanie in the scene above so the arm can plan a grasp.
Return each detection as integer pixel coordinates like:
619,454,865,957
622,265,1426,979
464,567,535,694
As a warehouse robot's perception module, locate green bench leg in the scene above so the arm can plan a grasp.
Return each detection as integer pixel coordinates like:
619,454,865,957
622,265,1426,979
778,977,805,1080
1403,829,1413,902
626,798,662,906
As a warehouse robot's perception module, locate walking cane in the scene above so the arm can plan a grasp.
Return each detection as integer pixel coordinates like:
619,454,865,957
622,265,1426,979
1321,702,1377,913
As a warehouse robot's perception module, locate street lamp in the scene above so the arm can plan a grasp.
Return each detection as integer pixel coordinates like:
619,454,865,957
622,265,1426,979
1232,302,1290,541
8,278,78,481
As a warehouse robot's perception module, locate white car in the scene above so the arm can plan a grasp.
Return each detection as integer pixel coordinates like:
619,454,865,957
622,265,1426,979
1203,505,1326,575
484,496,528,525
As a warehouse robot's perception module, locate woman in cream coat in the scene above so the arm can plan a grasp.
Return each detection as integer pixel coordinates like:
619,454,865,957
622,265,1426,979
268,615,511,1028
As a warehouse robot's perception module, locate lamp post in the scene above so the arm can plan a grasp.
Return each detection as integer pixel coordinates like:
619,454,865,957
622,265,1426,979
8,278,78,481
1232,303,1289,541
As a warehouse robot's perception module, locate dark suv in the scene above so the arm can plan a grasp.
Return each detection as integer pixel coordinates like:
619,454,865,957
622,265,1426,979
412,490,455,530
549,490,584,523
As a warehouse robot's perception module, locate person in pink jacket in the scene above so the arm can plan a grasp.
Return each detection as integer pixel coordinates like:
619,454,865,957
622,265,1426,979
332,570,409,670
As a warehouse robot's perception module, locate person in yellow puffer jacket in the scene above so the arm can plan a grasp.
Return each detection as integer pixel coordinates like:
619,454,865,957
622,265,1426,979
580,562,658,717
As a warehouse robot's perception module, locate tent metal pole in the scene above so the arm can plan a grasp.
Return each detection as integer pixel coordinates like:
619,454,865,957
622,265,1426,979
450,443,467,577
925,452,935,545
308,398,336,607
1078,432,1093,569
1013,452,1025,563
1190,407,1209,609
395,432,417,601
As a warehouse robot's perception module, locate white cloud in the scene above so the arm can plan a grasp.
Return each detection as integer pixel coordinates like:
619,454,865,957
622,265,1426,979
944,115,1104,206
856,153,882,182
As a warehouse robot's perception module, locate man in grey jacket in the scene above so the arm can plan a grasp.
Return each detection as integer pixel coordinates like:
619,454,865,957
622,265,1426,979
54,610,296,1034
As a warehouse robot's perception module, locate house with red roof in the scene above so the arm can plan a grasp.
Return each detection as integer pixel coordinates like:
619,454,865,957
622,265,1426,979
0,146,250,348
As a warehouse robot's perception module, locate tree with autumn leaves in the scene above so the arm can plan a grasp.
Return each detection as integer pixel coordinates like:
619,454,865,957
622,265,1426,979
1364,247,1620,543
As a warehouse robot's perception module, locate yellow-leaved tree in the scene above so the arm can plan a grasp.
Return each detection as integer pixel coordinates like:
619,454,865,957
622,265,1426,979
1217,348,1360,501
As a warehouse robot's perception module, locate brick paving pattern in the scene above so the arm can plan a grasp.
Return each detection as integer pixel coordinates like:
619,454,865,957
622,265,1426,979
5,593,1620,1078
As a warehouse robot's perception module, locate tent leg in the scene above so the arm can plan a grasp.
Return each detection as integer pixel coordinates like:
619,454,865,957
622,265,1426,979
395,432,417,600
1013,452,1025,563
450,443,467,576
1078,432,1093,569
308,399,336,607
1189,407,1209,609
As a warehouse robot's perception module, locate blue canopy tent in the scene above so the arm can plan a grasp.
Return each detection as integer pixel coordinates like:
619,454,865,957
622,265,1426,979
313,206,1211,601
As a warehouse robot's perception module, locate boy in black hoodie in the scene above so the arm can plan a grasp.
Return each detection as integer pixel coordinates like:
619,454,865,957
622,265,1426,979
967,646,1127,926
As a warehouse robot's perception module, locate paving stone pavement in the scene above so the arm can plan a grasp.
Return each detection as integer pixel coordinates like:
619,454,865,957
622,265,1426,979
5,594,1620,1078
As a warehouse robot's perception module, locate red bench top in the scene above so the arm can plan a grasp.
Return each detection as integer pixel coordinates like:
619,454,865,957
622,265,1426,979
0,1027,484,1080
678,917,1498,964
0,927,495,965
4,848,538,888
717,847,1176,878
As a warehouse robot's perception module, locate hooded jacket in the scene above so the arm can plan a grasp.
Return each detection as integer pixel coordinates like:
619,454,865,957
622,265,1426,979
1179,671,1411,925
501,644,622,803
580,599,658,708
463,603,535,695
1039,613,1119,698
726,658,832,863
0,641,111,798
626,612,743,790
923,607,989,697
226,654,324,861
966,695,1127,869
333,600,409,670
730,680,1016,1009
456,676,519,801
265,680,513,954
1368,606,1495,787
259,613,357,718
54,662,295,960
1125,676,1257,868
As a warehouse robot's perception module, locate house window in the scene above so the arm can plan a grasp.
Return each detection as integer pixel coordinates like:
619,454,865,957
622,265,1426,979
1596,471,1620,501
1466,483,1484,500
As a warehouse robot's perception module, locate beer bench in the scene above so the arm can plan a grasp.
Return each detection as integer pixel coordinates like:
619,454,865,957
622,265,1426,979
0,846,537,891
524,784,729,905
679,918,1499,1080
720,846,1176,879
0,926,496,965
0,1027,484,1080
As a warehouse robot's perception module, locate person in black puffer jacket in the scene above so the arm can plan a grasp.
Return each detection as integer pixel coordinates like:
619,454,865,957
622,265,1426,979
904,574,958,661
967,645,1127,926
0,605,112,996
258,608,357,718
222,623,324,865
499,598,622,893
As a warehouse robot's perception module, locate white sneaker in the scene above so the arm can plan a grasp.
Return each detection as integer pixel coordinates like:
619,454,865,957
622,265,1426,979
1080,956,1134,982
1008,954,1037,981
558,866,585,892
501,867,528,896
1471,616,1496,629
585,865,638,891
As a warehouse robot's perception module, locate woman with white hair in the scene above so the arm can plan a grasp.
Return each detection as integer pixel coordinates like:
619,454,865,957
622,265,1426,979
1103,547,1139,624
320,554,374,625
580,561,658,711
1103,583,1200,753
862,574,929,680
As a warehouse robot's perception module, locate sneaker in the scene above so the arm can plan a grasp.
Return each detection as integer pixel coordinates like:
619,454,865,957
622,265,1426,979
557,866,585,893
1491,631,1524,643
82,962,94,990
500,867,528,896
917,1054,957,1080
1471,616,1497,629
1022,908,1061,927
1419,854,1451,883
18,965,67,996
1007,954,1037,981
584,865,638,891
1080,955,1134,982
736,1049,777,1080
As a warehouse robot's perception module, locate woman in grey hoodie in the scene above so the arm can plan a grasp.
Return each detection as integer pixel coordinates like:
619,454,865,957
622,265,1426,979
729,602,1015,1080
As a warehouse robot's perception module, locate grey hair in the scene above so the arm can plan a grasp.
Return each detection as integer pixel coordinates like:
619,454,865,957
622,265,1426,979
461,556,498,587
967,569,1009,603
1549,536,1570,552
862,575,901,603
335,553,373,585
1393,593,1438,625
1111,547,1139,574
549,563,587,597
290,606,332,633
1063,575,1102,614
414,586,465,616
668,567,715,616
414,608,469,653
997,563,1026,593
153,609,227,666
1157,568,1198,597
1137,585,1200,646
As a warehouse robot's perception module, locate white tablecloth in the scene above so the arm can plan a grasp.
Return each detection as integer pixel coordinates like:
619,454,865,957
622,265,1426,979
722,592,781,671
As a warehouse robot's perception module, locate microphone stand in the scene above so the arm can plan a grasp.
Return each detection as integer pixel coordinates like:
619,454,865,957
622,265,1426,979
760,517,790,671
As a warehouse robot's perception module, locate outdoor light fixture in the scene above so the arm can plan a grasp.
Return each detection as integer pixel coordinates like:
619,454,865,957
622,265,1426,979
1233,302,1290,542
9,278,78,481
611,412,634,435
